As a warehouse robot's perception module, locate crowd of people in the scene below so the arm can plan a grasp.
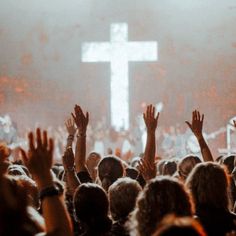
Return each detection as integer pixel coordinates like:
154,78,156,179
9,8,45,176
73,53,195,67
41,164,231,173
0,104,236,236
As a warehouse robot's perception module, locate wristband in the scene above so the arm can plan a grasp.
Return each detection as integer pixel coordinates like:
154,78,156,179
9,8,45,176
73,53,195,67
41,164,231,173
39,185,60,201
67,134,74,140
77,133,86,138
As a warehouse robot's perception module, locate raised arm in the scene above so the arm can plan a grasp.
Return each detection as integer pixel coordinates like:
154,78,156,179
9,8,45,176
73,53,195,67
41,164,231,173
71,105,89,172
185,110,213,162
21,128,73,236
143,104,160,164
62,147,80,195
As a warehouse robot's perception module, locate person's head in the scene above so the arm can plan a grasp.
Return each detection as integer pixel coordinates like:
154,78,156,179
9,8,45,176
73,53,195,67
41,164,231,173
8,164,28,176
14,175,39,209
156,159,166,175
125,167,139,179
163,160,177,176
86,152,102,181
130,176,193,236
108,177,141,221
222,155,235,174
73,183,112,234
152,215,206,236
186,162,230,211
0,176,41,235
130,156,141,169
98,156,124,191
178,155,201,181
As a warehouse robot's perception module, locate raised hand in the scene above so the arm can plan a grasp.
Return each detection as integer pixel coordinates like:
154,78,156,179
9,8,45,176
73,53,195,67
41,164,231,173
138,158,157,181
186,110,213,162
65,117,76,136
20,128,54,185
143,104,160,133
185,110,204,139
71,105,89,135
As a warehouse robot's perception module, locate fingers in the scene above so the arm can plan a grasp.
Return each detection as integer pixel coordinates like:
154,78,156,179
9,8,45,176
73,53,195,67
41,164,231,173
86,112,89,123
201,114,204,123
185,121,192,130
71,112,76,122
42,130,48,148
28,132,35,151
48,138,54,156
20,148,28,164
36,128,42,148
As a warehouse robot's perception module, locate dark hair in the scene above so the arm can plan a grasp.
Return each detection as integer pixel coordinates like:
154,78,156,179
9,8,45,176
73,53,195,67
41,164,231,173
98,156,124,191
129,176,193,236
222,155,235,174
125,167,139,179
108,177,141,221
73,183,112,234
163,160,177,176
186,162,230,211
178,155,201,181
153,215,206,236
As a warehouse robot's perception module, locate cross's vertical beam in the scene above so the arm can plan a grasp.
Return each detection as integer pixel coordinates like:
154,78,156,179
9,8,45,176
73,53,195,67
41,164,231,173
110,23,129,130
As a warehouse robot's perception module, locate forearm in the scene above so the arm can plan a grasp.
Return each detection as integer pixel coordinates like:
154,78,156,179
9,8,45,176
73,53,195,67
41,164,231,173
144,130,156,164
197,134,213,162
65,170,80,195
66,135,74,149
37,177,73,236
75,135,87,172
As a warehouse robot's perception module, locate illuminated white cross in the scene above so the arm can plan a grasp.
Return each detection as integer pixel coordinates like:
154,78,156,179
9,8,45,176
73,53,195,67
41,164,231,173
82,23,158,130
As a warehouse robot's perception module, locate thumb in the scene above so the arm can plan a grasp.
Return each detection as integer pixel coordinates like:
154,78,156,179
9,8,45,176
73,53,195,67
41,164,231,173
185,121,192,130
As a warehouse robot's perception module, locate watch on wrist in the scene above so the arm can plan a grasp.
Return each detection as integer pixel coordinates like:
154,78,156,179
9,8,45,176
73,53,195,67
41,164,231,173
39,185,60,201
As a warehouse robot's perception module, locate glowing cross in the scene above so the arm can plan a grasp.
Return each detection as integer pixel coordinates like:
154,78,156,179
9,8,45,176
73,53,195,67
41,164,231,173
82,23,158,130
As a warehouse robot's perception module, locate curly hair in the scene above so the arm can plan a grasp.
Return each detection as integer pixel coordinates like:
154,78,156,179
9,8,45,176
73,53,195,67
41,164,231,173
186,162,230,211
108,177,141,221
129,176,194,236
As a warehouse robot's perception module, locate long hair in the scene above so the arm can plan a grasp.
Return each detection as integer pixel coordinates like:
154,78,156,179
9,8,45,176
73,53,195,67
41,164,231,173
186,162,230,211
129,176,194,236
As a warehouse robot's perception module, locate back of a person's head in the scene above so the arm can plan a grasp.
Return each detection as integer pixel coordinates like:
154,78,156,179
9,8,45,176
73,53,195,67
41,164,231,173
0,176,42,236
178,155,201,181
152,215,206,236
108,177,141,221
222,155,235,174
186,162,230,210
163,159,177,176
8,164,28,176
157,159,166,175
125,167,139,179
98,156,124,191
129,176,193,236
73,183,112,234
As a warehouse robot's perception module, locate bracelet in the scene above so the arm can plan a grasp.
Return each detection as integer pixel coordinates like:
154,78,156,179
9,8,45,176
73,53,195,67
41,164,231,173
65,166,75,172
77,133,86,138
39,185,60,201
67,134,74,140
